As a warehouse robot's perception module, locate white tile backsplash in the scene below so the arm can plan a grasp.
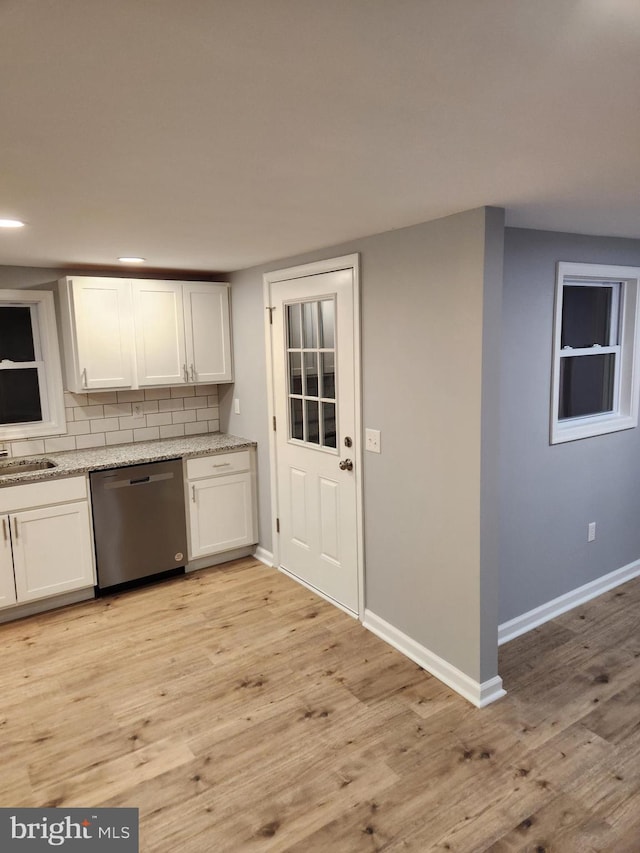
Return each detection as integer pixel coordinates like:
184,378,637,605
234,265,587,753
133,426,160,442
146,412,173,427
105,429,134,445
117,390,145,403
10,439,45,457
72,404,105,421
144,387,171,400
158,398,184,413
7,385,222,458
44,436,77,453
90,417,120,433
170,386,195,398
75,434,107,449
160,423,185,439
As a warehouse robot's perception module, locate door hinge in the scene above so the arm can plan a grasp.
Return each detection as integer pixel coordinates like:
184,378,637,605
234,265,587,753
276,517,280,533
272,416,276,431
266,306,275,324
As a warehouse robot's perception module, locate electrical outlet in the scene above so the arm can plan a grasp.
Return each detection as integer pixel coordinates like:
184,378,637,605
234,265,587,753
133,403,143,417
588,521,596,542
365,428,381,453
234,398,241,415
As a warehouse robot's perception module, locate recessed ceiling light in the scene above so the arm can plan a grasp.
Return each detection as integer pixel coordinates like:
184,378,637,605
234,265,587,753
118,256,146,264
0,219,25,228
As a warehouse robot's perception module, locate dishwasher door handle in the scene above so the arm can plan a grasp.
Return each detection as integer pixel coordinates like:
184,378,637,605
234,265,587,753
104,472,174,489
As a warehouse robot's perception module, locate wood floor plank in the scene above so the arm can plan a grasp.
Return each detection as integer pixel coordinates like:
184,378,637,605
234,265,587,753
0,560,639,851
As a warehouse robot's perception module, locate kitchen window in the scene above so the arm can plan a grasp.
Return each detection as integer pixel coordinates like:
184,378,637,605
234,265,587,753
0,290,66,440
551,262,640,444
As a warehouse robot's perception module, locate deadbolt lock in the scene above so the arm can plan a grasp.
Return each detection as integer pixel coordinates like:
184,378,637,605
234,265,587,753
344,436,352,448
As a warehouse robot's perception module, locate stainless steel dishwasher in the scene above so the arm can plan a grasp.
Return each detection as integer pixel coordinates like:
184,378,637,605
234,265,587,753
90,458,188,590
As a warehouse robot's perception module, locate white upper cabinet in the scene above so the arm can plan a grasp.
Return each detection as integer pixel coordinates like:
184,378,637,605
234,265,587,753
58,277,134,392
58,277,233,391
183,283,232,384
132,280,187,386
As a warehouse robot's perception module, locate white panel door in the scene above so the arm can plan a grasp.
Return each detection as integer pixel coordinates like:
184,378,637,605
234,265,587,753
270,266,359,613
73,277,134,389
183,283,233,384
132,280,187,386
188,473,255,558
12,502,95,602
0,516,16,609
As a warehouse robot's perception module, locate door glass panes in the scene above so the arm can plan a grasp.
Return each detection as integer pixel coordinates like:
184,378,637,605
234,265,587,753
304,352,318,396
290,397,303,440
0,307,36,362
306,400,320,444
286,297,337,448
289,352,302,394
319,300,335,348
302,301,318,348
559,353,615,419
287,303,302,349
321,352,335,399
561,285,618,349
0,368,42,424
322,402,336,448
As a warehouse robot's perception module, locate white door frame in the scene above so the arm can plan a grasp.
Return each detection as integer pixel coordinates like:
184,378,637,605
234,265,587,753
263,254,364,618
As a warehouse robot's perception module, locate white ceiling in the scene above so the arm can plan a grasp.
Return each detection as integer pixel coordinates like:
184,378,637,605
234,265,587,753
1,0,639,272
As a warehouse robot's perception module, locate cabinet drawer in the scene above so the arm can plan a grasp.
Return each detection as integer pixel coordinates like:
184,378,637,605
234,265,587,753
0,476,88,514
186,450,251,480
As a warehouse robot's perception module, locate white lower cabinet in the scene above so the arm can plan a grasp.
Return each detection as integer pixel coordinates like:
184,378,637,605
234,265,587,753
186,450,257,560
0,477,95,609
0,522,17,607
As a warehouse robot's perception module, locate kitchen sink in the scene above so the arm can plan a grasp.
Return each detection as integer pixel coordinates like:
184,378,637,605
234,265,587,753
0,458,57,475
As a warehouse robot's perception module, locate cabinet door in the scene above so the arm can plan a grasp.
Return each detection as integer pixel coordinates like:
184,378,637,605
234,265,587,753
0,516,16,609
183,283,233,384
132,280,187,386
12,502,95,602
71,277,134,390
188,473,255,559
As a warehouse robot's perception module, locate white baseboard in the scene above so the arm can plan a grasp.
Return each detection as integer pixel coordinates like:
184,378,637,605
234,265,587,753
186,545,256,572
498,557,640,645
253,546,274,567
0,586,95,624
363,610,506,708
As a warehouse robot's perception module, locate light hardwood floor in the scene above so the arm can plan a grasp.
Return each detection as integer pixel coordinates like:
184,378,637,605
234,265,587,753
1,557,639,852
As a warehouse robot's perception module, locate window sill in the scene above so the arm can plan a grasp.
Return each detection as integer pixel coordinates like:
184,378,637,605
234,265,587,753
551,413,637,444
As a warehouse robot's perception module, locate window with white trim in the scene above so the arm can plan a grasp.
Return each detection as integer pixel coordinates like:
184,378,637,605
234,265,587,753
0,290,66,440
551,262,640,444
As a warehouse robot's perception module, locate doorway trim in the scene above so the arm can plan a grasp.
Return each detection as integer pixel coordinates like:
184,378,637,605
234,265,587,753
263,253,364,618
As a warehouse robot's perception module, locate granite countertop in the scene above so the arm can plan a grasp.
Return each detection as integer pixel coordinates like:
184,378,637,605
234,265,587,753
0,433,256,486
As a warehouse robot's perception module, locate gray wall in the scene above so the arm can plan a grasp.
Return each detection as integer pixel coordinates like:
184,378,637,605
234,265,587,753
225,207,504,684
500,228,640,623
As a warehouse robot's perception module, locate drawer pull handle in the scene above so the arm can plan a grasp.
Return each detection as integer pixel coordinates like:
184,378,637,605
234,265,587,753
2,518,6,542
191,485,196,503
13,517,18,540
212,462,231,468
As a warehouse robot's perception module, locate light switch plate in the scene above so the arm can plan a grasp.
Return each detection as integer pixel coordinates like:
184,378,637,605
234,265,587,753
365,428,381,453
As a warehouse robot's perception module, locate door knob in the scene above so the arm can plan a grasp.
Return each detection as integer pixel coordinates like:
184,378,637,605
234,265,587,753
339,458,353,471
